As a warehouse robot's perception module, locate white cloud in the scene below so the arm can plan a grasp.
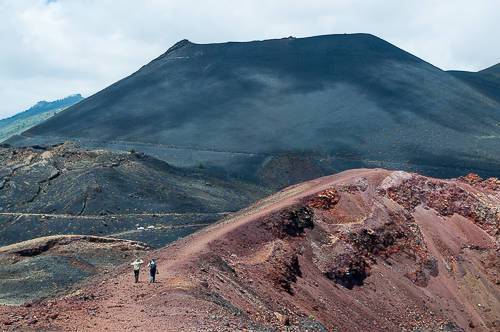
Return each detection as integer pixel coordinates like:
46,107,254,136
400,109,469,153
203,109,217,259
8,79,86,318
0,0,499,118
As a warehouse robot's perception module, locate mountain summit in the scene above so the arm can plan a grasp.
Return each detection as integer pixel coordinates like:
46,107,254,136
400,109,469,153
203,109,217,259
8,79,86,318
6,34,500,184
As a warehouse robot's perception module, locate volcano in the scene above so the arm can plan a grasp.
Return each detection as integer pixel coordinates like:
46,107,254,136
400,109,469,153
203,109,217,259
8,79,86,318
6,34,500,185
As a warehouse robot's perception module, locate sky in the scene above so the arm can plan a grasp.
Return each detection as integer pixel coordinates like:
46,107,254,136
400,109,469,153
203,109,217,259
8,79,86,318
1,0,499,119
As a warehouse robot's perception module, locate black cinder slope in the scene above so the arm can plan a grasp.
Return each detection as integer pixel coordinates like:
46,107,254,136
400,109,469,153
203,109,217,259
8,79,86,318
7,34,500,181
481,63,500,76
449,63,500,103
449,64,500,103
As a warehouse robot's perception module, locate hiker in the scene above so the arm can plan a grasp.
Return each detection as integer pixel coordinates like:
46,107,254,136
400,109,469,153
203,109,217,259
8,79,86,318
148,259,158,283
131,258,144,283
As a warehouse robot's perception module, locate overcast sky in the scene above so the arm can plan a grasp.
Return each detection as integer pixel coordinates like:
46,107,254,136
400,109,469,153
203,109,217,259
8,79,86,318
1,0,499,119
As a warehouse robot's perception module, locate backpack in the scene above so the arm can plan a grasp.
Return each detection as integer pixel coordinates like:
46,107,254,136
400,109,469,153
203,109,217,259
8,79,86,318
150,260,156,269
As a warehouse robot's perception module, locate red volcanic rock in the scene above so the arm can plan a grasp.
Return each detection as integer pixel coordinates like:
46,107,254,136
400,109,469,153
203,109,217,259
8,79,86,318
0,169,498,331
308,188,341,209
460,173,484,185
384,172,499,236
460,173,500,192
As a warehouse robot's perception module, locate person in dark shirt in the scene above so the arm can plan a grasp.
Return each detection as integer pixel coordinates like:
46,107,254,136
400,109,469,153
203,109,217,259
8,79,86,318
148,259,158,283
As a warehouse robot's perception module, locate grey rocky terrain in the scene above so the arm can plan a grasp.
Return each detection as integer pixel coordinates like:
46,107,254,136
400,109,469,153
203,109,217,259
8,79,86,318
0,143,269,247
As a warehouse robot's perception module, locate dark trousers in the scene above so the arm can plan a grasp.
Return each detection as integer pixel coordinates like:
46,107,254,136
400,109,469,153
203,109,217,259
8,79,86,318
134,270,140,283
149,268,156,283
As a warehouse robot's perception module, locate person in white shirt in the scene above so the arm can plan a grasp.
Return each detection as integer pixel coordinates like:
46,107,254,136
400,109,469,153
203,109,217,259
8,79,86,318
131,258,144,283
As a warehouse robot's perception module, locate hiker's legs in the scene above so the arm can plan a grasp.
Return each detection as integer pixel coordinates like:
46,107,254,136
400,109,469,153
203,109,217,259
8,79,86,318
134,270,139,283
150,268,156,283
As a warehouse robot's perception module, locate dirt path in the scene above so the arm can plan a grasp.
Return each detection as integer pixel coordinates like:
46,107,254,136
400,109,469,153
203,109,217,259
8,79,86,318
0,212,230,219
154,170,371,269
108,223,211,237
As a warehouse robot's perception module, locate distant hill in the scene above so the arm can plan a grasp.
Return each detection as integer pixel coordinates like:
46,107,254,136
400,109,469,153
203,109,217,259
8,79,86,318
0,94,83,142
481,63,500,76
448,63,500,104
6,34,500,182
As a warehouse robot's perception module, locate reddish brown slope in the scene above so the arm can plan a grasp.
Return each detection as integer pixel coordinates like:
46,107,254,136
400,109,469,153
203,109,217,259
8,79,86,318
1,169,499,331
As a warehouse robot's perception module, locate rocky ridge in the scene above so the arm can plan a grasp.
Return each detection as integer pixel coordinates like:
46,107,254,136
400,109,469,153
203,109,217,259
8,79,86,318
0,169,497,331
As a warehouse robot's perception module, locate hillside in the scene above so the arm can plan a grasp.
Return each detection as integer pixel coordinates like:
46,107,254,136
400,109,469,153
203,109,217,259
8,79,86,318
6,34,500,183
481,63,500,76
0,143,269,247
0,169,498,331
0,94,83,142
449,64,500,104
